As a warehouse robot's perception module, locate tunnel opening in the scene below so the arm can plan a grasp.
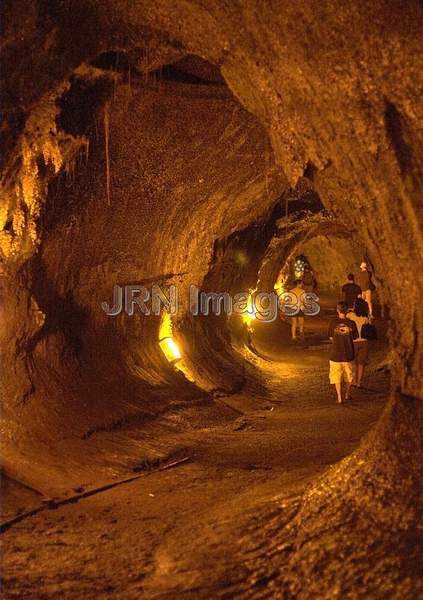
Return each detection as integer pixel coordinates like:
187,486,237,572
1,3,422,597
209,207,391,383
151,55,226,85
0,43,391,500
91,51,132,74
249,224,389,372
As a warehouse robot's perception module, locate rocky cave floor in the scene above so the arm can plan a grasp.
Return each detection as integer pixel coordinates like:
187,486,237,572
1,305,390,599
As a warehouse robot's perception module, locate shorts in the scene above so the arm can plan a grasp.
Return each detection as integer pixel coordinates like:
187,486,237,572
329,360,354,384
354,340,369,365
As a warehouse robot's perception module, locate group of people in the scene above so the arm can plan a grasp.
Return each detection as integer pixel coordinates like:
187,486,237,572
328,297,372,404
341,262,375,320
285,260,376,405
330,262,376,403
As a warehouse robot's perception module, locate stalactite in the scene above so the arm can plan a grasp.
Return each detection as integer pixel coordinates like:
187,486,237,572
104,101,111,205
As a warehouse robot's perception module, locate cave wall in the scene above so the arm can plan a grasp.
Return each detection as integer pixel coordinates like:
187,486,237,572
295,235,364,294
0,2,422,592
1,1,422,496
0,66,286,482
126,0,423,397
256,213,352,292
2,0,422,396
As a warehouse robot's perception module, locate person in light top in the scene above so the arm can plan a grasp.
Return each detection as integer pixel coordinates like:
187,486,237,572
346,297,370,388
357,262,375,320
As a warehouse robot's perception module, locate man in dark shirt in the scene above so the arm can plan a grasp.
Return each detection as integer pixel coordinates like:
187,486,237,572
328,301,359,404
342,273,361,310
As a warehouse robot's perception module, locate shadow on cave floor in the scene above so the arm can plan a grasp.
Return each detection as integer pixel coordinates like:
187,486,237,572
1,294,391,598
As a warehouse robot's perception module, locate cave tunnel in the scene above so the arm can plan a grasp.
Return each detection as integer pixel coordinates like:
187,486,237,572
1,1,422,598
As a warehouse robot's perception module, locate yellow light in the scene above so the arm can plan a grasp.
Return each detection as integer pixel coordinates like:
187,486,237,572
159,336,182,362
159,313,182,364
235,250,249,266
274,281,286,295
159,312,173,339
241,290,256,324
242,314,255,324
274,270,288,296
242,308,256,323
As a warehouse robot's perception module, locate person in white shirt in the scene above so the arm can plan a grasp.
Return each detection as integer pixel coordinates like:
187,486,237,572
346,297,370,387
358,262,375,320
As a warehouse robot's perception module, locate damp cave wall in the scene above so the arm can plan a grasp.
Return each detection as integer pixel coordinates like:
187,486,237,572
0,0,423,489
0,69,286,478
296,236,365,294
122,0,423,397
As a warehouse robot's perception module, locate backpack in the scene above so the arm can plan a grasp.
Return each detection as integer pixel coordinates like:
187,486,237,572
362,323,377,340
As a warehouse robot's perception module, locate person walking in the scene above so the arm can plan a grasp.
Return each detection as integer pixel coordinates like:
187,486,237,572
303,264,317,293
357,262,375,319
342,273,361,310
288,280,306,341
347,297,370,388
328,301,359,404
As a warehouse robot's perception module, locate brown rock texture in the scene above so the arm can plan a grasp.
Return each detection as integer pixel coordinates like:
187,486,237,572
1,0,422,596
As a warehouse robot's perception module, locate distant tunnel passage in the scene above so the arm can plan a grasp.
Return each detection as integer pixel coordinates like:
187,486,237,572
0,11,422,596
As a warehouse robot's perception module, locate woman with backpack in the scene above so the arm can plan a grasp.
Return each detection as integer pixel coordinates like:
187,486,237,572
346,297,371,388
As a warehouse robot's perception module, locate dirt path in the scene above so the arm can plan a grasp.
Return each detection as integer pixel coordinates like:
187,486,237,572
1,300,390,598
0,399,389,597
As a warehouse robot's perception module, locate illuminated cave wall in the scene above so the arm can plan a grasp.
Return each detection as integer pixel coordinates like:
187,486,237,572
0,1,422,489
296,235,364,294
0,55,286,484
